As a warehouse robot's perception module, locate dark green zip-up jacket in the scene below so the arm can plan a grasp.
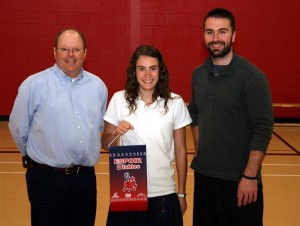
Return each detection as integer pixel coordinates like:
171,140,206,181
188,53,274,182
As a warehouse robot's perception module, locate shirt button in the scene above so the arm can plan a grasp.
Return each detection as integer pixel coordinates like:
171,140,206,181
79,141,83,144
77,126,81,129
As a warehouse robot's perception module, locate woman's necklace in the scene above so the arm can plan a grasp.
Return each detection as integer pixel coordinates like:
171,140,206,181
140,91,153,106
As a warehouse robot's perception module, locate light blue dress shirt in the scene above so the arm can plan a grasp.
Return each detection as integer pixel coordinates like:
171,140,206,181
9,64,108,167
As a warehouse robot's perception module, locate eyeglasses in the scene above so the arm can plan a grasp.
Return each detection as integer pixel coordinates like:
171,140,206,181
56,47,85,54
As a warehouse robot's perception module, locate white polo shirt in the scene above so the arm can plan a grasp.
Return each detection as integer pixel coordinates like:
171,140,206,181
104,90,192,197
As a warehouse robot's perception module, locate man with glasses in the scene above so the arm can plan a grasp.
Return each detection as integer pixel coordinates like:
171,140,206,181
9,29,108,226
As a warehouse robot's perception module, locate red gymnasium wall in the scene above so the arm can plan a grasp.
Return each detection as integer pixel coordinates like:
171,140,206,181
1,0,299,118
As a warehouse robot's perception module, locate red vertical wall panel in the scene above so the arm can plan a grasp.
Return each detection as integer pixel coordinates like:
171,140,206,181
0,0,299,118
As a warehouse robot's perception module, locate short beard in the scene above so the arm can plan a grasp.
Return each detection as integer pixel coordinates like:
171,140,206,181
206,41,232,59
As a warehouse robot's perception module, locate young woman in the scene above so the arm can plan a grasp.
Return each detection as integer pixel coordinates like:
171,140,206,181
101,45,192,226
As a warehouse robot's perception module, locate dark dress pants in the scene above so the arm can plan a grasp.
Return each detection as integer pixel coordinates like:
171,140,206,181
193,172,263,226
26,167,97,226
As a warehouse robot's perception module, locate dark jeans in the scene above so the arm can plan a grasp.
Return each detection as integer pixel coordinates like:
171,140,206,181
26,166,97,226
193,172,263,226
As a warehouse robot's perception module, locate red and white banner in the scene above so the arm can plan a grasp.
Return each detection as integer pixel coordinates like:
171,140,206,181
109,144,148,212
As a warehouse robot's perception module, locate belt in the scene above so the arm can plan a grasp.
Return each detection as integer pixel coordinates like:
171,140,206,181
32,161,93,175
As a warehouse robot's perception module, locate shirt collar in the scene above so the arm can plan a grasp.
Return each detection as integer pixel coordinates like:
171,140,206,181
53,64,84,83
137,95,163,104
204,52,237,76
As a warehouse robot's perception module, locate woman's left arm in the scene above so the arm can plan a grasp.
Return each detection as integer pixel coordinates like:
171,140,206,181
174,127,188,215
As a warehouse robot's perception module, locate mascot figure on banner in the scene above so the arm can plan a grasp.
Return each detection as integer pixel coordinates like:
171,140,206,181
122,172,137,192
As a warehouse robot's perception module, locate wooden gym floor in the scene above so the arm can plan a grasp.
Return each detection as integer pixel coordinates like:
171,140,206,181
0,121,300,226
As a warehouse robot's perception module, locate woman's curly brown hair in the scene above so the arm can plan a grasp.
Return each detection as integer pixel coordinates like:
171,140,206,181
125,45,172,114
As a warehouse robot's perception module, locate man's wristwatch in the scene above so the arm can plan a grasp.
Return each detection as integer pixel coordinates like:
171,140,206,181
243,174,257,180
